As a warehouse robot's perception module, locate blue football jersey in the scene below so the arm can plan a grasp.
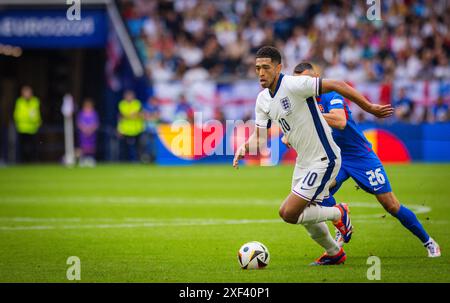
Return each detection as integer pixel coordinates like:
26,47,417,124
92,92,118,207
316,92,375,160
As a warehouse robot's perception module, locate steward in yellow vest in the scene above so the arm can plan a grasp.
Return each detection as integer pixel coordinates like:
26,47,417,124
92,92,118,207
14,88,42,135
13,86,42,162
117,95,144,137
117,90,144,162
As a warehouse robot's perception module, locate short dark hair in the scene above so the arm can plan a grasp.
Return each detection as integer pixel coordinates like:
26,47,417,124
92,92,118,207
293,62,314,74
256,46,282,65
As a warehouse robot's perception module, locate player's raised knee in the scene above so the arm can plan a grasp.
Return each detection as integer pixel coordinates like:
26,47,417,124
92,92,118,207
281,215,297,224
279,207,299,224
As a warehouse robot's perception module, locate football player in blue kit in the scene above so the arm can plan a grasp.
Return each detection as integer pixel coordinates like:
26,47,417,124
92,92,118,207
287,62,440,257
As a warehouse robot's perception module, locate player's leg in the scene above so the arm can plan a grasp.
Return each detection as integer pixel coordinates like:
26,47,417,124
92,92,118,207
349,159,441,257
320,167,351,245
376,191,423,237
304,222,346,265
285,161,352,234
278,193,346,264
376,191,441,257
321,167,350,207
278,193,341,225
280,162,345,224
317,164,354,243
279,162,351,265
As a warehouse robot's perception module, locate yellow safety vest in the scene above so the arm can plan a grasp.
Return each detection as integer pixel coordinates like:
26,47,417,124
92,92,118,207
117,99,144,136
13,96,42,134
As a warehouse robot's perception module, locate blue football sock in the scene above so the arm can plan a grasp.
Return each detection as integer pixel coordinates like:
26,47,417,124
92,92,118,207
393,205,430,244
321,195,337,207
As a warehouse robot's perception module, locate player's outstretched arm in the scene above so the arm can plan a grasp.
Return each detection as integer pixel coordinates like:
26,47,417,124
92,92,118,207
233,127,267,169
321,79,394,118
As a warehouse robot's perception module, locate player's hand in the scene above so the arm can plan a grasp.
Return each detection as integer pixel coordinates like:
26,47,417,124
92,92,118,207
281,135,291,148
370,104,394,118
233,145,246,169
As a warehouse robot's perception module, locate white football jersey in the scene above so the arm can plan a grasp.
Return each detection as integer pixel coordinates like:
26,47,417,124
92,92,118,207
255,74,341,167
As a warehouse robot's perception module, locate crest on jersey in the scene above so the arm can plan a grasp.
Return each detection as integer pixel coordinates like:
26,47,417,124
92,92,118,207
280,97,292,115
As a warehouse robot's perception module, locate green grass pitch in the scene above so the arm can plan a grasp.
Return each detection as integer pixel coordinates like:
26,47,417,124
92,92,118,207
0,163,449,282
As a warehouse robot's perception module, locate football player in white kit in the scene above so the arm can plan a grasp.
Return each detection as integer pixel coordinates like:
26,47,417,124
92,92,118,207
233,46,393,265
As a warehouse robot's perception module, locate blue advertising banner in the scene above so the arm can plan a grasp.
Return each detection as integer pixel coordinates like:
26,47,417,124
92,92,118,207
0,9,107,48
348,122,450,163
153,122,450,165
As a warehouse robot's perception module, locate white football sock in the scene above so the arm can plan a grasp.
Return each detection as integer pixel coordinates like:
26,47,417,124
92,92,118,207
297,203,341,225
304,222,340,256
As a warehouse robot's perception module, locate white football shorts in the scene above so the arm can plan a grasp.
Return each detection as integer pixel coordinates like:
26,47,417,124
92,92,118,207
291,159,341,203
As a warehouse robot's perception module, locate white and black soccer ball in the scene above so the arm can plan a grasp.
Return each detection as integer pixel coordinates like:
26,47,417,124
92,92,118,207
237,241,270,269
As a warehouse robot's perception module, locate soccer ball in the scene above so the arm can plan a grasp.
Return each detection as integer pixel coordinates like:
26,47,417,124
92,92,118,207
237,241,270,269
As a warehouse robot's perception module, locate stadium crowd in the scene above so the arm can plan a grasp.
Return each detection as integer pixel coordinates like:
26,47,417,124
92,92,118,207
118,0,450,124
120,0,450,84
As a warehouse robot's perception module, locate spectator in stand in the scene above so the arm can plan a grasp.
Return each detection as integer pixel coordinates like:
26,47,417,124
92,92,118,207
182,63,210,85
394,87,414,122
434,55,450,80
177,35,203,68
340,36,362,66
430,96,449,123
174,94,194,123
76,98,99,167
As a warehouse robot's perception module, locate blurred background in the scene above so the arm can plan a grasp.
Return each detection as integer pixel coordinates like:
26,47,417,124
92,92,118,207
0,0,449,166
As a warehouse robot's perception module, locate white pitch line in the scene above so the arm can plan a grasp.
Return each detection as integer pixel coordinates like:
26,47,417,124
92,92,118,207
0,196,433,214
0,213,399,223
0,199,434,231
0,218,281,231
0,196,276,206
1,216,446,231
0,213,441,231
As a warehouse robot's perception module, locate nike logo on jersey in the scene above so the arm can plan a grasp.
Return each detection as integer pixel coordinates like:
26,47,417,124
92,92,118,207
374,186,384,191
